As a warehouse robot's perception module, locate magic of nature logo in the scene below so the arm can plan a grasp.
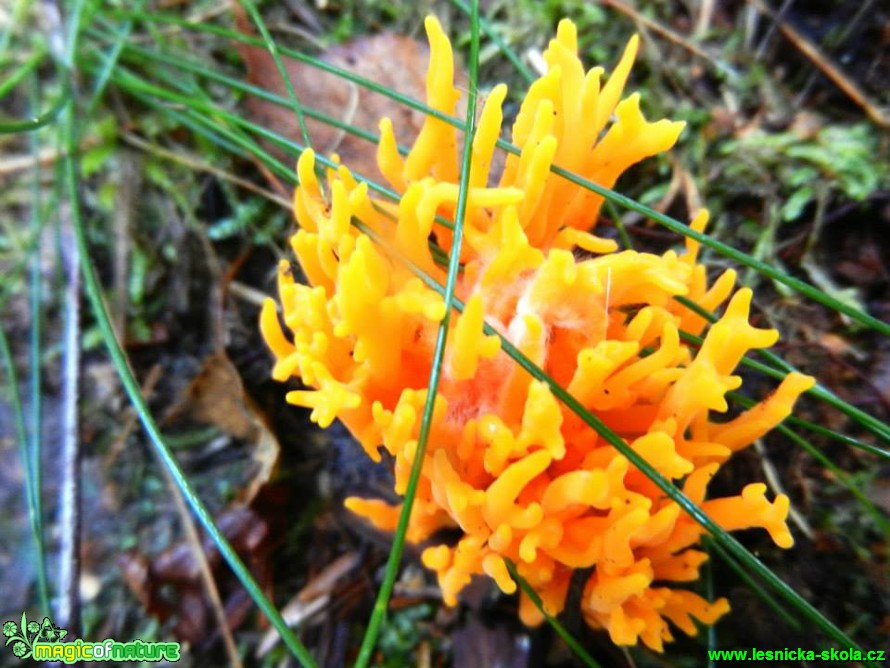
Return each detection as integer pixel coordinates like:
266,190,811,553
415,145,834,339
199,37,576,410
3,612,180,663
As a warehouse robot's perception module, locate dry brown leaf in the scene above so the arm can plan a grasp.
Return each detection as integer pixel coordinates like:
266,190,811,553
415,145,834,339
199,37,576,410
179,350,279,503
240,32,468,185
119,507,270,646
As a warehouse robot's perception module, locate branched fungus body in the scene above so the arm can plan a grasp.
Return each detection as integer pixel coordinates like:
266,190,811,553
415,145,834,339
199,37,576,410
262,16,814,650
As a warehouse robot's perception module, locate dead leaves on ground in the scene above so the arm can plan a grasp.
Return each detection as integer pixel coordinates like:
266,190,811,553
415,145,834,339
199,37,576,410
120,507,270,647
239,28,471,187
174,349,279,505
240,33,430,185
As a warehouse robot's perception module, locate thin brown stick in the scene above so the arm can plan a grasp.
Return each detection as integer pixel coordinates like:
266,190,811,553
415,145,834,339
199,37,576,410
0,137,102,177
601,0,726,69
120,131,291,209
693,0,715,38
104,364,163,467
746,0,890,128
158,463,244,668
112,153,140,339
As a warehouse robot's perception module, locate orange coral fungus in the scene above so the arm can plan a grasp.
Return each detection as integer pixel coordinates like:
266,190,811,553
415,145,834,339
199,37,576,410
261,16,815,651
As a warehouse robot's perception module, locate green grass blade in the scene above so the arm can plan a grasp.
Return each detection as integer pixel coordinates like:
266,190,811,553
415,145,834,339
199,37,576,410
728,393,890,535
0,79,69,133
353,5,482,666
674,326,890,456
236,0,314,152
702,536,802,630
28,71,50,617
542,161,890,336
0,49,46,100
505,560,603,668
84,3,144,115
674,295,890,447
0,326,50,615
449,0,536,84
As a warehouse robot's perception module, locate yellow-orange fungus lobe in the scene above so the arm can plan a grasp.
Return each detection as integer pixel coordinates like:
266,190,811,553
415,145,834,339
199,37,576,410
262,15,814,651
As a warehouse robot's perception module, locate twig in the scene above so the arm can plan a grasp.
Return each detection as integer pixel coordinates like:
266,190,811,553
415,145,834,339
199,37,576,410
120,131,291,209
753,0,795,59
693,0,715,38
104,364,163,467
112,152,140,339
0,137,102,177
158,461,244,668
228,280,274,309
746,0,890,128
58,205,82,634
601,0,735,75
754,439,813,539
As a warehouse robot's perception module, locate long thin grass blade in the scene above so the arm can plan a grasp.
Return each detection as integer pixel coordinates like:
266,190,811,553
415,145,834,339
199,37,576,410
353,4,482,666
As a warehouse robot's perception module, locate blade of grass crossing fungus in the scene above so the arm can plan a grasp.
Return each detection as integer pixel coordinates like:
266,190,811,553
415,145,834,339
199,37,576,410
674,295,890,447
353,5,482,666
236,0,314,153
728,395,890,535
702,536,802,631
704,543,718,666
674,328,890,457
505,561,603,668
448,0,537,85
62,7,318,666
105,9,890,337
781,430,890,533
351,220,877,663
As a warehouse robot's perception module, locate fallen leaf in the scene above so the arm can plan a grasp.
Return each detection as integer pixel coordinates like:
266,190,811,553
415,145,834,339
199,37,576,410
119,507,270,646
240,30,469,185
177,350,279,503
